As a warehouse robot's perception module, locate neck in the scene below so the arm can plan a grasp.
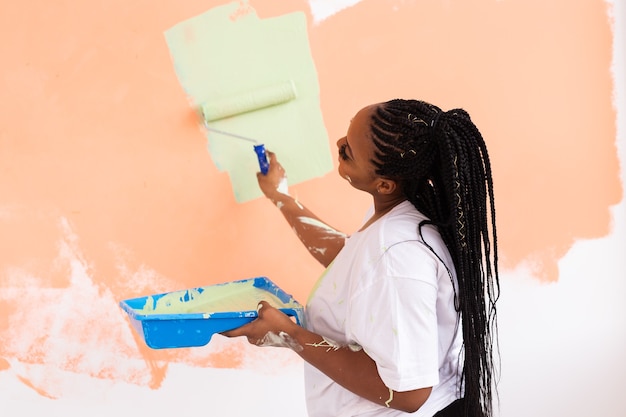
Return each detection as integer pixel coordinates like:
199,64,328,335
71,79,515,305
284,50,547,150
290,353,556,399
359,196,406,231
374,195,406,214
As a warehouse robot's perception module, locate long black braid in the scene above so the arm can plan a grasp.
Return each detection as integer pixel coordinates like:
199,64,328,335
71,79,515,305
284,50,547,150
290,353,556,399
370,99,500,417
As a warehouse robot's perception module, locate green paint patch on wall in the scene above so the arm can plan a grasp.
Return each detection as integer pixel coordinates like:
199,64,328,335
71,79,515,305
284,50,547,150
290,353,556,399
165,2,333,202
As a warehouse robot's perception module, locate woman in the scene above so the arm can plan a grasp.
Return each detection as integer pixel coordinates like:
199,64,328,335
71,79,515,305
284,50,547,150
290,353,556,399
224,99,500,417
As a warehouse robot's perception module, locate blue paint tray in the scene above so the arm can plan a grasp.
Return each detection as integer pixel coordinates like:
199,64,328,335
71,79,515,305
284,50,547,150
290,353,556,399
119,276,304,349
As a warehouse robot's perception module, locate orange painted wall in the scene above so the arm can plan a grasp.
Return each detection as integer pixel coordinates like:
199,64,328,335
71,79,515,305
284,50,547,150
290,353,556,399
0,0,620,406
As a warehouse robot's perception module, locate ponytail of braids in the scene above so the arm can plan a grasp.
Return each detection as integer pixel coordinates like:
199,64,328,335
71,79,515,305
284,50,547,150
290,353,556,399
371,99,500,417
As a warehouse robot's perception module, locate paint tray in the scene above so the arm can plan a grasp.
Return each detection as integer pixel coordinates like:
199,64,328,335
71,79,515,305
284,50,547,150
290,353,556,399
119,276,304,349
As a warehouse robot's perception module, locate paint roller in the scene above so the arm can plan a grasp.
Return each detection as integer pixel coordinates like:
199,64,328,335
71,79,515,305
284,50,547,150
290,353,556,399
199,80,297,175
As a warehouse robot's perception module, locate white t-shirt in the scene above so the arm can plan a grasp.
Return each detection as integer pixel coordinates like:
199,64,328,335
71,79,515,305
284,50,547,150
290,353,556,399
304,201,463,417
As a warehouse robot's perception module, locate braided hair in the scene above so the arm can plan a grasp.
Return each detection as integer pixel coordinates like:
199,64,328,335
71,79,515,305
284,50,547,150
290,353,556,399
370,99,500,417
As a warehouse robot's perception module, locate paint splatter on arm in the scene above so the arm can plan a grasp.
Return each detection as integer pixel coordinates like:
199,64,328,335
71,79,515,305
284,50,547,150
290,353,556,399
257,151,346,266
271,192,347,267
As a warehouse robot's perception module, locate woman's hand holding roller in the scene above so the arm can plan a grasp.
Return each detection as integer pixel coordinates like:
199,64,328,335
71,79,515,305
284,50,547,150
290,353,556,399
257,150,289,202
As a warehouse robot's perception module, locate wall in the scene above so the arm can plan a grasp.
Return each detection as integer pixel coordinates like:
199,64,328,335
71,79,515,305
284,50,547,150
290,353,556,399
1,1,624,416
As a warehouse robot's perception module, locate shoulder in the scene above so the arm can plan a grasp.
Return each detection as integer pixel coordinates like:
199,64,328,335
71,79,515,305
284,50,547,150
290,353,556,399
378,202,455,279
377,201,430,243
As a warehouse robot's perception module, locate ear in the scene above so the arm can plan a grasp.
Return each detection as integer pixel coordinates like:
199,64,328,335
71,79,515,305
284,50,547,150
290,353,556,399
376,178,398,195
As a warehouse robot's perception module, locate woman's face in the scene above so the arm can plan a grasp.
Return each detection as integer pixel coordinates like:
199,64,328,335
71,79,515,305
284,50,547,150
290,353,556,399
336,104,380,193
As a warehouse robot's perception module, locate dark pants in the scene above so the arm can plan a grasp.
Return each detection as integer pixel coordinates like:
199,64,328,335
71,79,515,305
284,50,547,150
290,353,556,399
433,398,465,417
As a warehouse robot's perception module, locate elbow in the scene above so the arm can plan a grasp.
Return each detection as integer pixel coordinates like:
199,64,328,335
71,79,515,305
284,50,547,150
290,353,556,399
397,403,421,414
393,386,432,414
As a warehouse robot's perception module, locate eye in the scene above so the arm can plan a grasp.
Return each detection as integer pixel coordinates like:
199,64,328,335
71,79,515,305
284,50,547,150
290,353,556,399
339,143,350,160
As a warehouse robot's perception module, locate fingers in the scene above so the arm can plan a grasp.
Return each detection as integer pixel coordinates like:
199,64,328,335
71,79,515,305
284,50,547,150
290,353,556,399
256,300,270,314
221,325,244,338
220,301,298,350
267,153,282,172
221,301,270,339
264,151,285,174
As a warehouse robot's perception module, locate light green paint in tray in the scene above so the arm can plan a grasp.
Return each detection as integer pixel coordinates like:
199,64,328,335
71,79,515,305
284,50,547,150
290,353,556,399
139,279,300,315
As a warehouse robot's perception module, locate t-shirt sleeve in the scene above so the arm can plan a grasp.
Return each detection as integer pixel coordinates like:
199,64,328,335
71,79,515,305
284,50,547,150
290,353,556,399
347,241,441,392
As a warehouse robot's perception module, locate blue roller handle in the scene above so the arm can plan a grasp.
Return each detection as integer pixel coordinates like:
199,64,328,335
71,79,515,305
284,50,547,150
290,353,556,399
254,144,269,175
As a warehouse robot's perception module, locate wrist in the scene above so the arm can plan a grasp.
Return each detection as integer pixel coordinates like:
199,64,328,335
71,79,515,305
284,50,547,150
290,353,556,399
268,189,293,208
